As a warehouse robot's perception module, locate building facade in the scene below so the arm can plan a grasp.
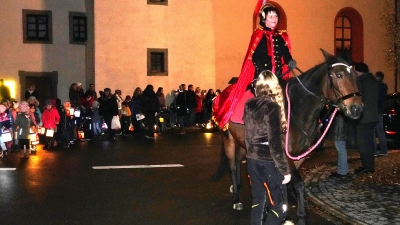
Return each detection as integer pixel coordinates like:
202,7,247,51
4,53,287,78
0,0,396,104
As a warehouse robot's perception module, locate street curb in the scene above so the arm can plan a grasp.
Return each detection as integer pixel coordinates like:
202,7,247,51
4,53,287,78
303,165,368,225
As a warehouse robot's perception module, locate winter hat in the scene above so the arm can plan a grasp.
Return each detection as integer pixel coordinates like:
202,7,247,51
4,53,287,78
45,99,52,106
355,62,369,73
27,96,40,106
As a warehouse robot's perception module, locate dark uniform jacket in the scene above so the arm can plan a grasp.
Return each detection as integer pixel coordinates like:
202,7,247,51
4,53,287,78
243,96,290,175
252,28,292,79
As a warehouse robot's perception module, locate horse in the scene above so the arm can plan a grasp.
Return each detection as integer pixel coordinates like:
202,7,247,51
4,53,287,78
211,49,363,225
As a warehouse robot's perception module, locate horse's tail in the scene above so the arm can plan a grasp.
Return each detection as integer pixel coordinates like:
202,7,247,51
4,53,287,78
210,140,229,182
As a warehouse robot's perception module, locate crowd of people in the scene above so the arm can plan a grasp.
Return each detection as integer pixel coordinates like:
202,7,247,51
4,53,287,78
0,80,222,160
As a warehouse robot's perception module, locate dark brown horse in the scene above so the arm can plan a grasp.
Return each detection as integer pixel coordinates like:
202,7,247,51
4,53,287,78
212,49,363,225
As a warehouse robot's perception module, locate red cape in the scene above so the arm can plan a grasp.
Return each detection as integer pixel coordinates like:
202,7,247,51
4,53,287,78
213,28,291,129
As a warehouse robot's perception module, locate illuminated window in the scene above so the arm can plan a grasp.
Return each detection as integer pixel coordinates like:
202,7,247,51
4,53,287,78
335,16,351,60
147,48,168,76
23,9,52,44
147,0,168,5
69,12,87,44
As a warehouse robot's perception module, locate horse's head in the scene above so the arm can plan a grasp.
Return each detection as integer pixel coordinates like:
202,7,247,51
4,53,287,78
321,49,363,119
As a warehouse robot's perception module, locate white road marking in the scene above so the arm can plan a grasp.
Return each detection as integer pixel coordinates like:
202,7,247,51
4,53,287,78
92,164,184,169
0,168,17,170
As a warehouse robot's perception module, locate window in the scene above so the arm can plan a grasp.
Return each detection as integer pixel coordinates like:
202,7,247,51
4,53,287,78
69,12,87,44
147,48,168,76
147,0,168,6
23,10,52,44
335,16,352,60
334,8,363,62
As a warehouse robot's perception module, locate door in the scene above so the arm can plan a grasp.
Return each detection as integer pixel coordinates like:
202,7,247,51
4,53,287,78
19,71,58,107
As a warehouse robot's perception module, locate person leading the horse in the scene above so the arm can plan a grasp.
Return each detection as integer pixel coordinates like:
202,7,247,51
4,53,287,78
213,2,296,130
244,70,291,225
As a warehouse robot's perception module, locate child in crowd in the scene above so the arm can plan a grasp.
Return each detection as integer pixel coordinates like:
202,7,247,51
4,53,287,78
29,103,40,127
119,101,132,137
91,100,103,137
13,101,32,158
10,101,20,151
243,71,291,225
27,96,42,126
41,99,60,150
0,104,10,159
62,101,74,148
80,102,94,141
0,100,12,158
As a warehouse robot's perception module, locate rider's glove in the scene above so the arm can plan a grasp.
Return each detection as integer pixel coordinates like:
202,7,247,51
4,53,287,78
288,59,297,70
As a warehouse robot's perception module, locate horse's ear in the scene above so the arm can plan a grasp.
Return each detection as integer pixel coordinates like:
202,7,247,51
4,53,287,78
320,48,337,65
320,48,333,60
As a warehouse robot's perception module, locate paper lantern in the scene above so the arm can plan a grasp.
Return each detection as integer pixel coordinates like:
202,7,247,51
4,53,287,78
78,131,85,139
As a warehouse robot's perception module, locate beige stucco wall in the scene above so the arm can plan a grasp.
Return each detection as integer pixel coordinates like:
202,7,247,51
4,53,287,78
0,0,87,102
95,1,218,102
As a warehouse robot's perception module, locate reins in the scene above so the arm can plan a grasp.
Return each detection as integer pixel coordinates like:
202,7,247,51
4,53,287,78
285,82,338,161
283,64,350,161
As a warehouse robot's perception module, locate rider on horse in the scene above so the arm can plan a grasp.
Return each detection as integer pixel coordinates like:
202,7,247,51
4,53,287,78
213,2,296,130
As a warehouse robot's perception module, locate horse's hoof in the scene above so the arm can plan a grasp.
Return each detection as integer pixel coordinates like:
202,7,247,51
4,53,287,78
233,202,243,210
230,185,233,194
296,219,306,225
283,220,295,225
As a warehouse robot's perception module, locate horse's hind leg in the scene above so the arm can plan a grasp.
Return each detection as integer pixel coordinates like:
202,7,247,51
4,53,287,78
222,132,243,210
289,161,306,225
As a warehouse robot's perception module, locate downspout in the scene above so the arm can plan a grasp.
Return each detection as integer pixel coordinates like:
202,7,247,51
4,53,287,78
396,0,399,92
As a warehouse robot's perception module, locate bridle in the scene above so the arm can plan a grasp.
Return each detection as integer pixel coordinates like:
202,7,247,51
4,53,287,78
326,63,361,106
284,62,361,160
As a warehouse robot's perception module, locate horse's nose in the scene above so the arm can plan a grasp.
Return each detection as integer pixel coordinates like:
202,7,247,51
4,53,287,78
350,104,362,119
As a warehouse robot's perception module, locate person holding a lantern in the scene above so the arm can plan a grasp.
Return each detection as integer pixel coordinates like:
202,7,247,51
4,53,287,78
13,101,32,158
41,99,60,150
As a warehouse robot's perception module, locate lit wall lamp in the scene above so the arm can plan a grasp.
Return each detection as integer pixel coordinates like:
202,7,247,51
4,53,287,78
3,80,16,99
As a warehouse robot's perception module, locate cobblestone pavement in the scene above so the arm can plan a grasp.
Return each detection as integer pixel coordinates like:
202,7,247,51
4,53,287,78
304,163,400,225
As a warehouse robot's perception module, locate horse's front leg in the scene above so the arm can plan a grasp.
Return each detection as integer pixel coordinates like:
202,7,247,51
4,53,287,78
235,146,246,192
288,160,306,225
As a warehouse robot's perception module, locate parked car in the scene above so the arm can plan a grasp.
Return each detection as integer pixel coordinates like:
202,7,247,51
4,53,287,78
382,93,400,145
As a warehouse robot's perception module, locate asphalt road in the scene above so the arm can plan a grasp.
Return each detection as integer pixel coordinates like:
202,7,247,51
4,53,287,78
0,129,344,225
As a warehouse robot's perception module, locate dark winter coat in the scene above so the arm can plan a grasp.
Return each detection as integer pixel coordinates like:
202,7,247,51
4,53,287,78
186,90,197,108
326,113,346,141
377,81,388,114
69,90,81,108
140,89,159,113
356,73,378,123
176,91,187,116
243,96,290,175
129,95,142,116
99,95,119,119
